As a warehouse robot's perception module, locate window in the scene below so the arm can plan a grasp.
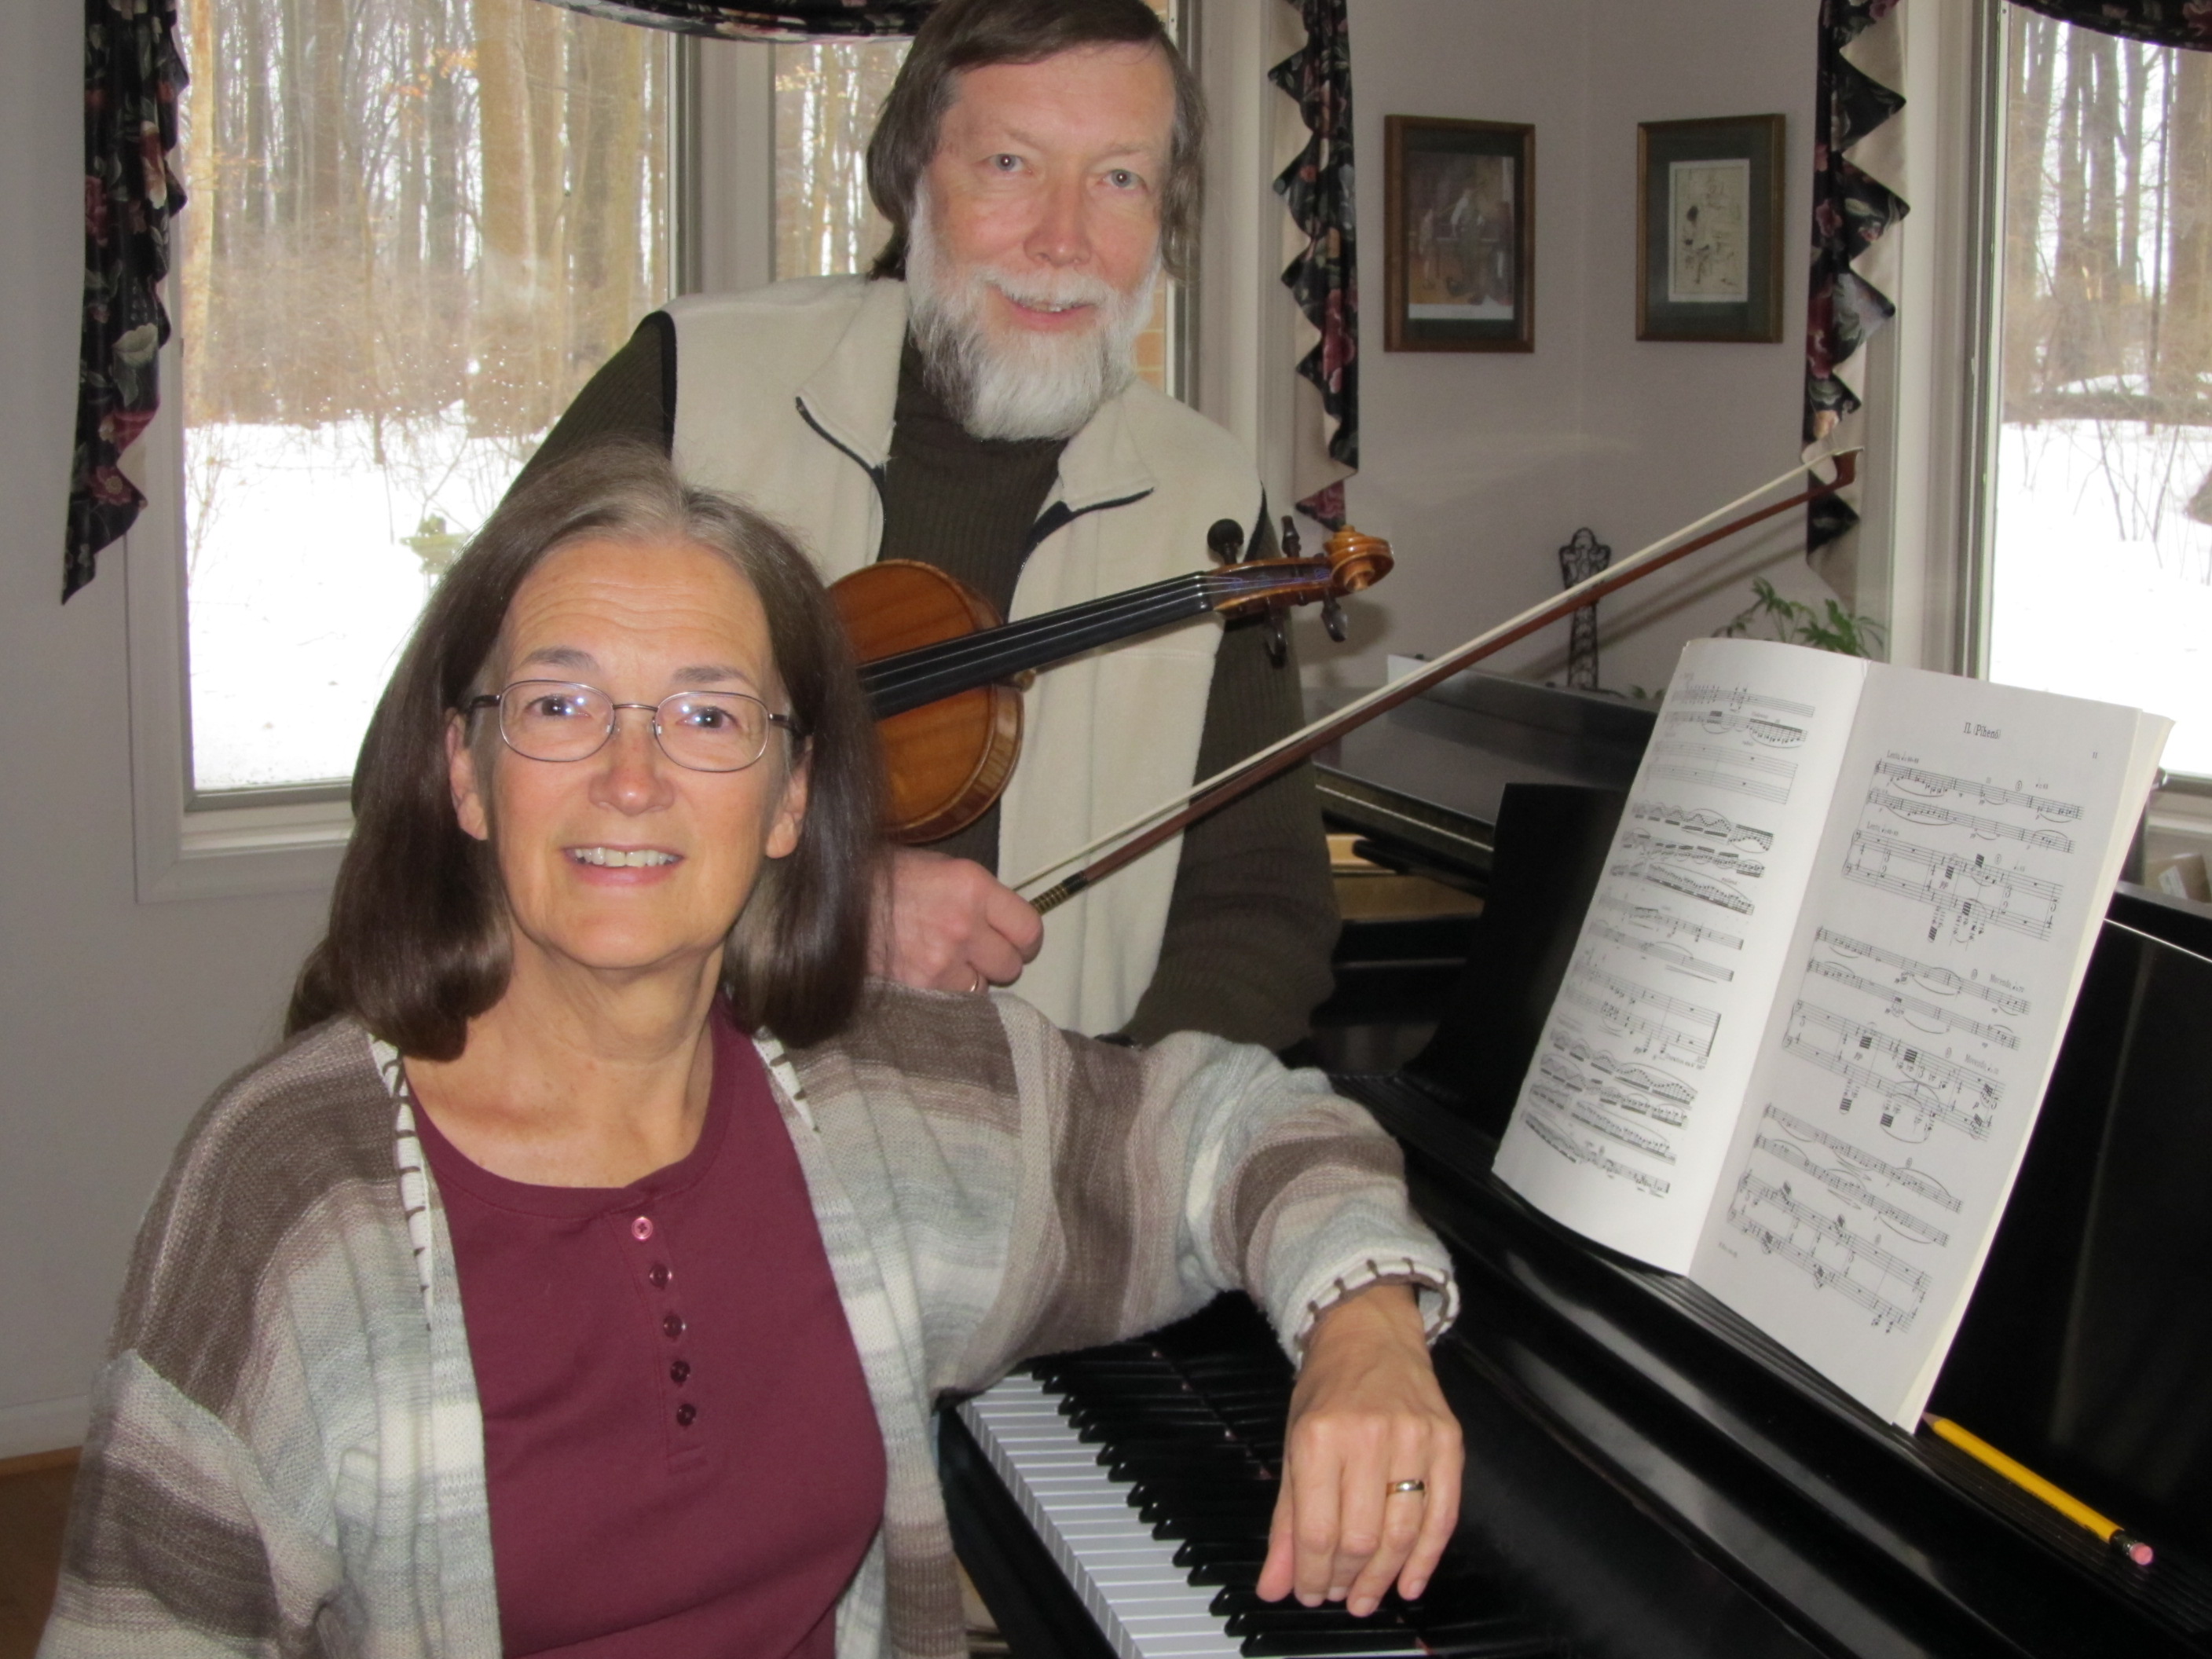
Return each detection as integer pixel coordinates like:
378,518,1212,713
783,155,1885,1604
1985,9,2212,780
173,0,675,795
136,2,1199,897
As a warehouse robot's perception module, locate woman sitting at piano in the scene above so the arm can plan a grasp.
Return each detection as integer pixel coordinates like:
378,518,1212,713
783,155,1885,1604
43,444,1462,1659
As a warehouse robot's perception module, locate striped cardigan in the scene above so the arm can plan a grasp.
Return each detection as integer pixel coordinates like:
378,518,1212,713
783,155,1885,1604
42,985,1454,1658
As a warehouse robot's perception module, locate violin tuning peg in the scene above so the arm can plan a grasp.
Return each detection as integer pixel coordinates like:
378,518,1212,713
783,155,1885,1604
1322,595,1346,643
1265,615,1288,668
1206,518,1244,565
1280,515,1302,558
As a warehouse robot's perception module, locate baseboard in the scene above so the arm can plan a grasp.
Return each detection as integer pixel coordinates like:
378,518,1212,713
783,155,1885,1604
0,1394,88,1462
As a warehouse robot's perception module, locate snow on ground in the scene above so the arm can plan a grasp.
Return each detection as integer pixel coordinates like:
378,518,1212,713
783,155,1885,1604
1988,419,2212,778
185,412,2212,793
186,415,532,790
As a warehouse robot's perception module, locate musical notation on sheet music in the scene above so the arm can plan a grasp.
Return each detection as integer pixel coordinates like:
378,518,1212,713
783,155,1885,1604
1725,1170,1932,1330
1843,830,2064,944
1811,928,2032,1016
1525,1109,1675,1197
1594,892,1746,954
1647,738,1800,805
1549,1032,1699,1104
1537,1050,1690,1128
1669,679,1816,720
1661,706,1809,749
1559,956,1723,1068
1751,1130,1952,1246
1611,855,1759,916
1872,760,2082,823
1865,789,2076,853
1806,958,2020,1048
1761,1104,1961,1214
1588,921,1735,982
1617,829,1767,879
1781,1001,2003,1142
1630,799,1776,851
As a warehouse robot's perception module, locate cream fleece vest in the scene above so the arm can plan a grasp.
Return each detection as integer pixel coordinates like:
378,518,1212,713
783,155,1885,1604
665,277,1264,1035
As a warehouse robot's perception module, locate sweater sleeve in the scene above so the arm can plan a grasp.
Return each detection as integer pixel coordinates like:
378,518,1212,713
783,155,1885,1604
1121,614,1339,1051
959,996,1456,1385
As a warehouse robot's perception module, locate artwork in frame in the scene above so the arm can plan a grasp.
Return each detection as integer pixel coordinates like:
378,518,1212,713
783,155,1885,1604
1384,115,1535,353
1635,114,1785,343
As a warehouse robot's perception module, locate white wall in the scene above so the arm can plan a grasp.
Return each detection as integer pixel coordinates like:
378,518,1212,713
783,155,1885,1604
0,0,329,1456
1308,0,1826,697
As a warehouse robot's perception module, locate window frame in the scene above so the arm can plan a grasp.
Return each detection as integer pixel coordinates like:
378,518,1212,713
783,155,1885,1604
124,9,1236,903
1877,0,2212,855
123,27,739,903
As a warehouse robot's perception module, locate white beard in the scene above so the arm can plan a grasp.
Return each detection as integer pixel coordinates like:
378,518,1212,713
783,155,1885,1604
905,193,1159,443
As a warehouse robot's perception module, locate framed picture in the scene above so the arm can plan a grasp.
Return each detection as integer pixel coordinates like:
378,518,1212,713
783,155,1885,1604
1384,115,1535,353
1635,114,1785,342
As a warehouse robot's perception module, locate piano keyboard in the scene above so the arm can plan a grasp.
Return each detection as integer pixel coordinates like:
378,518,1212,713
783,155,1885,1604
956,1302,1564,1658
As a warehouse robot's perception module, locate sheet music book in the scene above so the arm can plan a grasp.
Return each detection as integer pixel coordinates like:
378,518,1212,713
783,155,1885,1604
1492,639,2170,1427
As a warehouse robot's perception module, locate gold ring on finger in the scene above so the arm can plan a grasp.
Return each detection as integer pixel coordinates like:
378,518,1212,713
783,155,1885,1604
1386,1478,1426,1496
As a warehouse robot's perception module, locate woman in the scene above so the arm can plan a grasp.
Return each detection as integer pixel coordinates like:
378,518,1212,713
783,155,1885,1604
42,445,1460,1659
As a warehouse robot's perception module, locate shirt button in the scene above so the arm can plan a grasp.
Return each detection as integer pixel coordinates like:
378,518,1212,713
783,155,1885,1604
631,1216,654,1243
670,1359,691,1385
662,1312,686,1339
647,1263,671,1288
676,1402,698,1427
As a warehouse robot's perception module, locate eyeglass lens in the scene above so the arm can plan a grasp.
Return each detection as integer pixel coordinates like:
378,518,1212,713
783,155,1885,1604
500,682,773,771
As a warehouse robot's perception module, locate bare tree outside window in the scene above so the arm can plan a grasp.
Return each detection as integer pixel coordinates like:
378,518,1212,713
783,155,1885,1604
175,0,671,792
1991,10,2212,776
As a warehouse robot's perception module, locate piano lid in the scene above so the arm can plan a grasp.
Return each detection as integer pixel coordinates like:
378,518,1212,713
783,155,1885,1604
1312,670,1654,881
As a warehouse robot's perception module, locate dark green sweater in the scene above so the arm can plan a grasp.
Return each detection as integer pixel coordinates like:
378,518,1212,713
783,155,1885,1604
523,315,1338,1047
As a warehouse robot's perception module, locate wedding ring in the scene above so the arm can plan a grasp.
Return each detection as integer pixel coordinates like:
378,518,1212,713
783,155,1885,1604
968,968,987,995
1386,1478,1427,1496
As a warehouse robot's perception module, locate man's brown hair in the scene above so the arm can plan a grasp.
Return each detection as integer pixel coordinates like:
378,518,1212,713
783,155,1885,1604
866,0,1203,282
287,442,884,1059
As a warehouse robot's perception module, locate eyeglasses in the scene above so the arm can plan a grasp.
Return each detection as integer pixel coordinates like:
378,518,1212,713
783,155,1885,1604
464,681,802,774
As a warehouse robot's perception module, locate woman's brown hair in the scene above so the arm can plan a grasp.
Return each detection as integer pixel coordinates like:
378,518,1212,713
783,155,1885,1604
865,0,1204,282
286,442,884,1057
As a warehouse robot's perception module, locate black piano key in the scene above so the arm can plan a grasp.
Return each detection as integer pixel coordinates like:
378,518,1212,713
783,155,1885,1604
1236,1629,1424,1656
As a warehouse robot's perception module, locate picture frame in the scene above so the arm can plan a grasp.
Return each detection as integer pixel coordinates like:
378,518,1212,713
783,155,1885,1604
1635,114,1785,343
1384,115,1535,353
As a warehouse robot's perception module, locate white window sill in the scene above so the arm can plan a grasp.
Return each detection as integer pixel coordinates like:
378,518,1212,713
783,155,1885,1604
126,411,354,904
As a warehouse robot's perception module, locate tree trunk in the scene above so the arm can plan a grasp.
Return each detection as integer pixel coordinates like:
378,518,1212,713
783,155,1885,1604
2003,9,2058,415
2158,46,2212,405
471,0,540,434
568,20,644,390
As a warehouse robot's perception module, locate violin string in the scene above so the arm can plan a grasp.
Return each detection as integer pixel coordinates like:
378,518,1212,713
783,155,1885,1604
861,575,1207,694
1007,455,1850,897
862,582,1204,696
861,562,1322,697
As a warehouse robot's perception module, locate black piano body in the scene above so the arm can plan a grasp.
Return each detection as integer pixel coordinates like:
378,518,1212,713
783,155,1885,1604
946,671,2212,1658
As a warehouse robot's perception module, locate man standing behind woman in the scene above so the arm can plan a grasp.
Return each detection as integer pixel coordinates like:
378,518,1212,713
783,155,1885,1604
527,0,1342,1049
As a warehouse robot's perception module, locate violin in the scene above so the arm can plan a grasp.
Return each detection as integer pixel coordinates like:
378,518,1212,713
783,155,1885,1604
830,524,1393,842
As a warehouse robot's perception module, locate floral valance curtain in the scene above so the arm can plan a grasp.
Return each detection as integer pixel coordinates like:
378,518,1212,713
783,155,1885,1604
537,0,931,38
1270,0,1357,530
1802,0,1908,597
68,0,189,602
2005,0,2212,49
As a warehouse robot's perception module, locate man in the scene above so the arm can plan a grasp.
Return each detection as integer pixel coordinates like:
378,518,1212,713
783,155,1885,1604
526,0,1337,1046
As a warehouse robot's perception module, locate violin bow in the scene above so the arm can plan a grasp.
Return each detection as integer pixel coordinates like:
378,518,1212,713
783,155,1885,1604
1015,451,1860,913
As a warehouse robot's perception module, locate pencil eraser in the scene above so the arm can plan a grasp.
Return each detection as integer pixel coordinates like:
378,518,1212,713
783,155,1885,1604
2122,1536,2155,1567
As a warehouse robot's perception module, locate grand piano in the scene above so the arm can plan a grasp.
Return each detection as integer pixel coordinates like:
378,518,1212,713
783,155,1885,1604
943,670,2212,1658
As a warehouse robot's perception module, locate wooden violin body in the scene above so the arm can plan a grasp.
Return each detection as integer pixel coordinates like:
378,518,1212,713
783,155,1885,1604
830,526,1393,844
833,561,1024,842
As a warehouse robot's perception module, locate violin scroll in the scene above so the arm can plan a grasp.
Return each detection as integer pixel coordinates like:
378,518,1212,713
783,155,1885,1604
1323,526,1393,593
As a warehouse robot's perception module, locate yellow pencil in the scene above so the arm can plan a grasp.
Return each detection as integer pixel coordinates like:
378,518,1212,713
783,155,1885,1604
1923,1415,2154,1566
